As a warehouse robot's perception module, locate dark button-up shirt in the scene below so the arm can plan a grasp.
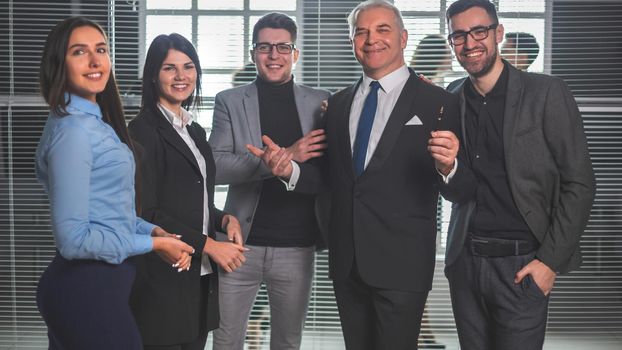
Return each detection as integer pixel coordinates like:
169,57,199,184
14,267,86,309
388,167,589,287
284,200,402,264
464,63,535,243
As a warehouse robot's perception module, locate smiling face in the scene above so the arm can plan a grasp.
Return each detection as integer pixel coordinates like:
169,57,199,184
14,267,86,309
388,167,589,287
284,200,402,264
448,6,504,78
351,6,407,80
64,25,111,102
252,28,298,85
157,49,197,112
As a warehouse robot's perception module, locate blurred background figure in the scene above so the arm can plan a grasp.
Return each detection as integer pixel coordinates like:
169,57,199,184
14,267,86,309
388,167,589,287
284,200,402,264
232,63,257,87
501,32,540,70
410,34,453,85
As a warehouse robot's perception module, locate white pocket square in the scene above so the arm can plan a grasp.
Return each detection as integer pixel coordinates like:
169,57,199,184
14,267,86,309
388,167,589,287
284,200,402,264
405,115,423,125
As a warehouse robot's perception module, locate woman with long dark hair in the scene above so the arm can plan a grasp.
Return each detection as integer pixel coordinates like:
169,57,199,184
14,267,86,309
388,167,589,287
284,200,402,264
35,17,194,349
129,33,246,350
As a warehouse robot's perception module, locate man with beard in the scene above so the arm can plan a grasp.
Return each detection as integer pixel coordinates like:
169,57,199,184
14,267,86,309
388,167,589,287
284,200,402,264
443,1,596,349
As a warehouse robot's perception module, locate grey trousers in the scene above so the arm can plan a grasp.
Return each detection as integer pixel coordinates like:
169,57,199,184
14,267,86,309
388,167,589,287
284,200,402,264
446,248,550,350
212,245,315,350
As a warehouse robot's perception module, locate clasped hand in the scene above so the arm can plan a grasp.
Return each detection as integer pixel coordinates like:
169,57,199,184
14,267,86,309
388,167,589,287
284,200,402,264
151,227,194,272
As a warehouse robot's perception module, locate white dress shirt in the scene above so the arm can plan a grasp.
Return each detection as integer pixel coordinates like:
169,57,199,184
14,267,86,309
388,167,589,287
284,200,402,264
349,65,411,169
158,104,213,275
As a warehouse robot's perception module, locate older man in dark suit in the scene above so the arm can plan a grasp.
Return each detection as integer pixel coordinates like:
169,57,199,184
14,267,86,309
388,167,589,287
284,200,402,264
443,1,596,349
250,1,476,349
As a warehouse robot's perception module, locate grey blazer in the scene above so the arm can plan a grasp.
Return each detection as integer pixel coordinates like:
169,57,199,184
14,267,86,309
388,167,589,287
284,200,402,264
445,63,596,274
208,80,331,243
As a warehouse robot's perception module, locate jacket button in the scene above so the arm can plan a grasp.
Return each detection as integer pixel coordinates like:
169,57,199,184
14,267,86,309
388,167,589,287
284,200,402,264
197,180,202,184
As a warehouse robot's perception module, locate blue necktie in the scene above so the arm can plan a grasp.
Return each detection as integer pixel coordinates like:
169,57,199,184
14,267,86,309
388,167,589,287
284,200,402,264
353,81,381,176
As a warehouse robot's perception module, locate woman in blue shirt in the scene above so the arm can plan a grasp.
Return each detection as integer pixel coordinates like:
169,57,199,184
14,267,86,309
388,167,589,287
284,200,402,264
35,17,195,350
129,33,247,350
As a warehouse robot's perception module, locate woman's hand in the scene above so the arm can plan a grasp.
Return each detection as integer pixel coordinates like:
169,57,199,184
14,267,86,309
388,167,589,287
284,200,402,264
173,250,192,272
151,226,182,239
152,236,194,272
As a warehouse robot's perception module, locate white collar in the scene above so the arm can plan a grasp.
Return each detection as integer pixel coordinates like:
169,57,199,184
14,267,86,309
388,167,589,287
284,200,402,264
360,64,410,96
158,103,193,130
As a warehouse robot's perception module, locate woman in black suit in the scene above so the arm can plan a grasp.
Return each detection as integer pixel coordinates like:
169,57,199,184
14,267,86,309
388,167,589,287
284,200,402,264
129,33,247,350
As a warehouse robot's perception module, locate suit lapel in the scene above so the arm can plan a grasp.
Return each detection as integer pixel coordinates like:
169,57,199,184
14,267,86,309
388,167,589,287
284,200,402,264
152,109,202,176
187,124,215,182
293,84,314,134
187,124,208,163
449,78,472,166
336,81,359,180
502,65,523,170
243,83,262,147
363,71,421,176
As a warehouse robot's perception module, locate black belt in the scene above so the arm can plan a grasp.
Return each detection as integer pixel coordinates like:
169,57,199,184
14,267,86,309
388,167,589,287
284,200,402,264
467,234,537,257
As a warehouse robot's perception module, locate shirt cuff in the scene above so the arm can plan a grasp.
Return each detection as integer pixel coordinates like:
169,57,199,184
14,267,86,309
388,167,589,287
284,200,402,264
136,217,157,236
279,160,300,191
437,158,458,184
133,233,154,255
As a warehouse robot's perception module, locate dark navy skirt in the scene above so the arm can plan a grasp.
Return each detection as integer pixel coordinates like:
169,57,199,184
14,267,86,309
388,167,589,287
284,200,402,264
37,253,142,350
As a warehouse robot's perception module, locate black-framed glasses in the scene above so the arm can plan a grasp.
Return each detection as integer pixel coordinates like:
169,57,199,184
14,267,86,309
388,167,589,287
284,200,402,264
252,42,296,54
448,23,498,46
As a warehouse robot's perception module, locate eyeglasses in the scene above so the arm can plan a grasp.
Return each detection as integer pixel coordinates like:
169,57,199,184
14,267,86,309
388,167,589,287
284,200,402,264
447,23,498,46
252,42,296,54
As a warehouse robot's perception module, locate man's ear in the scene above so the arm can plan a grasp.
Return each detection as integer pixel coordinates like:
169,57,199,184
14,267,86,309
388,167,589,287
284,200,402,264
292,48,300,64
496,24,505,44
401,29,408,50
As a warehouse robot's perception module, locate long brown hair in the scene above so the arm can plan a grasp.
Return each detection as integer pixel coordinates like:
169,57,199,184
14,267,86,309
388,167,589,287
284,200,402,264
39,17,142,213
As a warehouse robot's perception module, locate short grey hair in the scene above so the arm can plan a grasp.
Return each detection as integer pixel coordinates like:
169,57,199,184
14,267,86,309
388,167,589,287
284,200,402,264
347,0,405,37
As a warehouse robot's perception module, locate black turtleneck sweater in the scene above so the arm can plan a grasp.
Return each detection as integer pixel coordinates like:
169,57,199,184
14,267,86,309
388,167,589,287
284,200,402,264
246,77,318,247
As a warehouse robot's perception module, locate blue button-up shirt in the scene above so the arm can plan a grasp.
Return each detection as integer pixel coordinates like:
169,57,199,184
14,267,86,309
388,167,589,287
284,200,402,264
36,94,154,264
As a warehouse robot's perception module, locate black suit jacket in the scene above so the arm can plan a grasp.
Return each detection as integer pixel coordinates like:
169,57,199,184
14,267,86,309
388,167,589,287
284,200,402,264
298,69,476,292
128,107,224,345
445,63,596,273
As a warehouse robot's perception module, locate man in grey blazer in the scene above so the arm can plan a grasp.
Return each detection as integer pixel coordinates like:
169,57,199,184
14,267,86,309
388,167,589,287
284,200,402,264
208,13,330,350
443,1,596,349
